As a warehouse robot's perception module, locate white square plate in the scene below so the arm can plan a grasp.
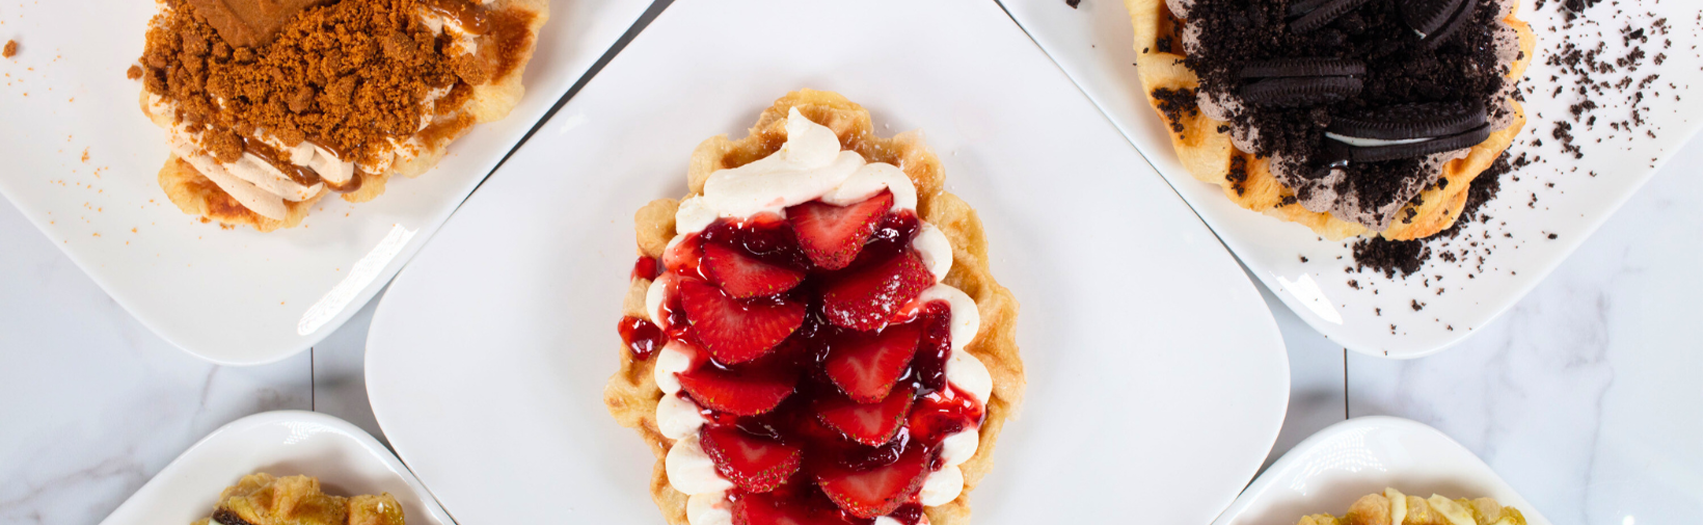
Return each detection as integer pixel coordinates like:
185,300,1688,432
100,410,454,525
0,0,652,364
1213,416,1553,525
1004,0,1702,357
363,0,1290,523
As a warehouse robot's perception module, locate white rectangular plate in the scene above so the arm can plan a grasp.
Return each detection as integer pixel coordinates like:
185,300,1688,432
363,0,1290,524
100,411,454,525
0,0,652,364
1004,0,1702,357
1214,416,1553,525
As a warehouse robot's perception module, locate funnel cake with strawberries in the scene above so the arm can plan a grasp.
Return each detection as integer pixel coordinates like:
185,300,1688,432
606,90,1022,525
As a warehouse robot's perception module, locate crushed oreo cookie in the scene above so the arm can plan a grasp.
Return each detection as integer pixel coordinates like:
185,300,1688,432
1181,0,1512,230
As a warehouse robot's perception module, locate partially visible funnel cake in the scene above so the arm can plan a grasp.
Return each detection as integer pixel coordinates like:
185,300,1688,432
605,90,1023,525
1124,0,1534,240
193,473,404,525
1295,488,1527,525
136,0,547,231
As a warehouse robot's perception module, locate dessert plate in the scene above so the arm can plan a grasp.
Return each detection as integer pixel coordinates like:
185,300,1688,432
1212,416,1553,525
365,0,1289,524
1004,0,1702,357
0,0,652,364
100,410,453,525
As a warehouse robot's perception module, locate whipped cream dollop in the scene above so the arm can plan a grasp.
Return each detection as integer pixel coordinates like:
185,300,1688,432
650,109,989,525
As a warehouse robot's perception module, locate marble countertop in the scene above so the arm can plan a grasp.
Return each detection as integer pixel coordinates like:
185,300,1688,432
0,88,1695,525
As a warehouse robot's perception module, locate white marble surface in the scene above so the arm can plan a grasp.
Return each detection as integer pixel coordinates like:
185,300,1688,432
0,71,1695,525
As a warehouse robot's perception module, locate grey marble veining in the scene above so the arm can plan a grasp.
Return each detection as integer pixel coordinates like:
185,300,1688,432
1348,133,1703,525
0,197,311,525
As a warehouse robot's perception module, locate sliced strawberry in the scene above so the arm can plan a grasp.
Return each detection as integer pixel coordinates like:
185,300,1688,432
815,445,930,518
664,234,704,275
814,384,916,446
823,322,922,403
820,250,933,331
732,491,855,525
787,193,893,271
703,242,806,299
677,366,795,416
700,427,802,493
679,278,806,364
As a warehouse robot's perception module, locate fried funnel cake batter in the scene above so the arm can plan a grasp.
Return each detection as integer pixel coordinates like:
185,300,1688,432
604,90,1024,525
1123,0,1534,240
192,473,405,525
1296,488,1527,525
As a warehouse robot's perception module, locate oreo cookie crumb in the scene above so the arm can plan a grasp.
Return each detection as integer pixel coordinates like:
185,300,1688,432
1067,0,1082,8
1352,237,1430,277
1151,87,1200,137
1227,156,1250,195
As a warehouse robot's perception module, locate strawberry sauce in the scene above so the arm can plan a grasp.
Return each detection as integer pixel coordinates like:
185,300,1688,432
632,255,661,281
637,194,984,525
618,317,664,361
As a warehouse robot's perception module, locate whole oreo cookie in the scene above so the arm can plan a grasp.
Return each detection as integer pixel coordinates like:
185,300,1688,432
1402,0,1477,48
1325,102,1490,161
1238,58,1366,107
1288,0,1372,33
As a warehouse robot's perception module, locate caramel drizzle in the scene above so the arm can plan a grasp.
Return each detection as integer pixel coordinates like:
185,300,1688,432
241,136,321,187
420,0,490,34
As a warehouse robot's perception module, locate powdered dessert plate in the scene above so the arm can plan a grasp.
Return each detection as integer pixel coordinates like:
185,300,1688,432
1005,0,1701,357
1211,416,1553,525
0,0,652,364
365,0,1289,524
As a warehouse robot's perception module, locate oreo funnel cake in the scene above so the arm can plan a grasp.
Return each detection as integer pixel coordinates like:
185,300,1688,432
1123,0,1534,240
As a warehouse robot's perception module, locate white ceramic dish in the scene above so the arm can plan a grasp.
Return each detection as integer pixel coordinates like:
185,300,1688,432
365,0,1289,523
0,0,652,364
1004,0,1702,357
100,410,453,525
1213,416,1553,525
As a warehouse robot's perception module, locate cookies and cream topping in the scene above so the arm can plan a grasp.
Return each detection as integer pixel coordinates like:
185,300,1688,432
1169,0,1526,231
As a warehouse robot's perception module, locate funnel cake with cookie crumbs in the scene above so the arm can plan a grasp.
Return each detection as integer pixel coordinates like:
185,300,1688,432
1124,0,1533,240
136,0,547,231
192,473,405,525
1295,488,1526,525
605,90,1022,525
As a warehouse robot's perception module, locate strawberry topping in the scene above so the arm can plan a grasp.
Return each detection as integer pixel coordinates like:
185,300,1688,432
815,445,931,519
823,322,922,403
679,278,806,364
700,427,802,493
639,190,984,522
814,384,916,446
677,366,796,416
788,192,894,271
821,251,934,331
732,490,855,525
703,242,806,299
